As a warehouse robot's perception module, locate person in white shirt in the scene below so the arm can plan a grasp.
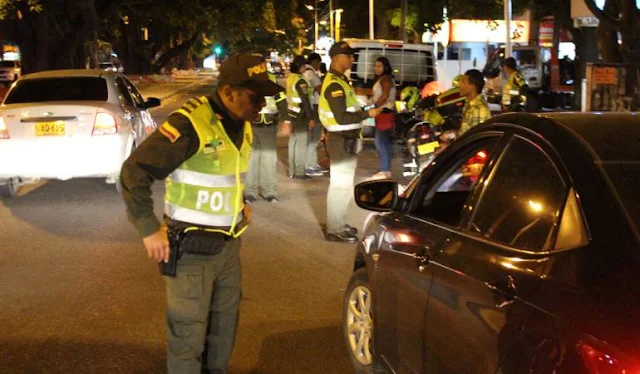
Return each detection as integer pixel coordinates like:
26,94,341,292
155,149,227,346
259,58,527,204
303,53,328,176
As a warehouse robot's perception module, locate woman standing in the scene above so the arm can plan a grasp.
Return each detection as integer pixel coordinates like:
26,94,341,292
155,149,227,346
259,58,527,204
371,56,397,179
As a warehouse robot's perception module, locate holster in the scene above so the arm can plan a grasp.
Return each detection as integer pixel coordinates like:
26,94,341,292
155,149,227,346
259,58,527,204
159,228,186,278
343,131,363,155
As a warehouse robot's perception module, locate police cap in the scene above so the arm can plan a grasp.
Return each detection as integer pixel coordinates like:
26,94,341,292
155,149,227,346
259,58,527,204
329,41,356,58
218,53,284,97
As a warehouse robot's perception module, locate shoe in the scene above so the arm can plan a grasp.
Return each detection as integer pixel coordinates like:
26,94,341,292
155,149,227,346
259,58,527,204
305,167,324,177
311,164,329,174
290,175,312,180
244,195,257,203
326,231,358,244
264,195,279,203
344,225,358,236
371,171,392,179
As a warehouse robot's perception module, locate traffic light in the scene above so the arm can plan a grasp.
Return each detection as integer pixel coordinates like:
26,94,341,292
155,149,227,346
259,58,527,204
214,45,222,56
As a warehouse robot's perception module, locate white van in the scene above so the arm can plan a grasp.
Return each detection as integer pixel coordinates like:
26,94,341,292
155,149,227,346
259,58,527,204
0,60,21,85
342,39,437,135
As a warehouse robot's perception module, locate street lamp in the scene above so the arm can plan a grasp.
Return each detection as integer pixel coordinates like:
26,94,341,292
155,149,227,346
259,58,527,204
306,1,319,51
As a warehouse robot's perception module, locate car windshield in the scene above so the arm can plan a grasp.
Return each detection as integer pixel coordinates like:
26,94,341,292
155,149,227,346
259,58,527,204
604,163,640,238
4,77,108,104
0,61,16,68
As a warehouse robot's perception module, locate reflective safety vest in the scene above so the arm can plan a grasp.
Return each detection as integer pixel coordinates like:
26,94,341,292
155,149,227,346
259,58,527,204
257,73,285,124
164,96,252,237
502,71,526,106
286,73,311,119
318,72,362,132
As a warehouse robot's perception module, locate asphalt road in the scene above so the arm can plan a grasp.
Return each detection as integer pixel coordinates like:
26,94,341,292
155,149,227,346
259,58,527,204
0,83,389,374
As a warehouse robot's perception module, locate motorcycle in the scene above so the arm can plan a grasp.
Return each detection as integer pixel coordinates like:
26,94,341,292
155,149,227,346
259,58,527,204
401,84,465,178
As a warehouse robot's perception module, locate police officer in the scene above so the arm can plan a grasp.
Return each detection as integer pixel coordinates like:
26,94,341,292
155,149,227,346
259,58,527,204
120,53,283,374
501,57,528,112
286,55,316,179
245,71,287,203
303,53,327,176
319,41,382,243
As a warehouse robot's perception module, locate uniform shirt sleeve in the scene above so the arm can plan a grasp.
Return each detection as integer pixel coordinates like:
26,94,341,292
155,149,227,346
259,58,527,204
323,82,368,125
295,79,315,121
120,113,199,238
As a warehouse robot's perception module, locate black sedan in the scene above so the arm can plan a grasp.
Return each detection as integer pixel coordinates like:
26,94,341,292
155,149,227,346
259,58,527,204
343,113,640,374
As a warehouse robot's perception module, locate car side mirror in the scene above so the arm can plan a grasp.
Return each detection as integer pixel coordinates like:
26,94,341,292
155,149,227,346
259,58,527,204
145,97,161,108
354,180,398,212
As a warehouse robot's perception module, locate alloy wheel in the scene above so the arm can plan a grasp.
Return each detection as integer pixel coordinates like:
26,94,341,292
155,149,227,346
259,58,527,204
346,285,373,366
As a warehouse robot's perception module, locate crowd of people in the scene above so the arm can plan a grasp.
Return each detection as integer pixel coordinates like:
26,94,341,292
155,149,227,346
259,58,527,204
118,41,529,374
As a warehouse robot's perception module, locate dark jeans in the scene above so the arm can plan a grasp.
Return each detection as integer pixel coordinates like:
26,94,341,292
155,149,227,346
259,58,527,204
374,128,393,172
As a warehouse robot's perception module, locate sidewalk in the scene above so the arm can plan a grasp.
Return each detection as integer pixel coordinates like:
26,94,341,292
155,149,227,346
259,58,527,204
132,72,214,100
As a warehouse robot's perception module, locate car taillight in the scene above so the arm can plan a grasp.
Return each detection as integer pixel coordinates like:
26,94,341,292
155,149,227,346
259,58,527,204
0,117,9,139
92,112,118,136
578,342,640,374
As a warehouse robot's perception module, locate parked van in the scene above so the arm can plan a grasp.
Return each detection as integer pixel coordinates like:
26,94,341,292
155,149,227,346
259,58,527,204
341,39,437,136
0,60,21,85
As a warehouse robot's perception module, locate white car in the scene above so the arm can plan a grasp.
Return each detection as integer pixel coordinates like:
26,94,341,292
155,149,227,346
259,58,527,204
0,69,160,196
0,60,21,85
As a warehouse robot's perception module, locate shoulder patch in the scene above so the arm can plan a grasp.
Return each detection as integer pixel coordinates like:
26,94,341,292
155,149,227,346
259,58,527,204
159,122,181,143
331,90,344,98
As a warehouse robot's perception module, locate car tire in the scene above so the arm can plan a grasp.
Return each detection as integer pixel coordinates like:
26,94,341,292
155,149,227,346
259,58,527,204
343,268,384,374
0,178,19,197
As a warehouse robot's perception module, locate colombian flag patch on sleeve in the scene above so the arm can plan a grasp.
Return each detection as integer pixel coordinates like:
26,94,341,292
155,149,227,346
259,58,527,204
331,90,344,98
159,122,181,143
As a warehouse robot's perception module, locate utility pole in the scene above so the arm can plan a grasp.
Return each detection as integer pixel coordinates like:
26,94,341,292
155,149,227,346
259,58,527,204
504,0,512,57
330,0,334,40
369,0,374,39
314,0,319,51
401,0,407,42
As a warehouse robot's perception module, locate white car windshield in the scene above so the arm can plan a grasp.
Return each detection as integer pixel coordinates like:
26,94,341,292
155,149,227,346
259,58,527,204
4,77,108,103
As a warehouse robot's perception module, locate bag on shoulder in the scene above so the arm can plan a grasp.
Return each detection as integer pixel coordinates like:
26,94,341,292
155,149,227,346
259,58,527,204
375,112,395,131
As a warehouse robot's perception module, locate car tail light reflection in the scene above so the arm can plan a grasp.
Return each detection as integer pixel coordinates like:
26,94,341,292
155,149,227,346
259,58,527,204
92,112,118,136
0,117,9,139
579,342,640,374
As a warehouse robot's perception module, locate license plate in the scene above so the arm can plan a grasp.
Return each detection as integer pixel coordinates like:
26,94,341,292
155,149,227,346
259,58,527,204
418,141,440,155
36,121,65,136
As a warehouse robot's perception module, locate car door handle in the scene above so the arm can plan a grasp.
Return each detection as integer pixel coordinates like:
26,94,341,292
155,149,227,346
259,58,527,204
486,275,517,308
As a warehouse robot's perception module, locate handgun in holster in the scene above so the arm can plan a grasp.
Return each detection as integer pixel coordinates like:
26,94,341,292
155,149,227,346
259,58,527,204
158,228,186,278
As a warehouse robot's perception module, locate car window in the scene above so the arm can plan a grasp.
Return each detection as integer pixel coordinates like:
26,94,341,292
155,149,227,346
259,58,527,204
469,136,567,251
4,77,108,103
123,77,145,107
411,138,499,226
115,77,134,106
0,61,16,68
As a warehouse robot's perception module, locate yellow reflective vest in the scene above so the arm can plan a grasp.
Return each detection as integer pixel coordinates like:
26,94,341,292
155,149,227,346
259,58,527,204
318,72,362,132
164,96,252,237
286,73,311,119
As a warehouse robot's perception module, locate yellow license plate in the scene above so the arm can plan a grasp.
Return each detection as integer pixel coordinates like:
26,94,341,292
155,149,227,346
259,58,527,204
36,121,65,136
418,141,440,155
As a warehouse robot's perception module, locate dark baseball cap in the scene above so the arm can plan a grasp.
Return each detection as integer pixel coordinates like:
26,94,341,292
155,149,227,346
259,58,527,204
329,41,356,58
218,53,284,97
502,57,517,70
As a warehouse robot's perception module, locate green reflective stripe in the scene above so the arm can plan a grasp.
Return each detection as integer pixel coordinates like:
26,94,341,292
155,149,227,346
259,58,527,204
260,96,278,114
169,169,245,188
289,106,301,113
291,98,302,103
165,202,239,226
509,90,520,95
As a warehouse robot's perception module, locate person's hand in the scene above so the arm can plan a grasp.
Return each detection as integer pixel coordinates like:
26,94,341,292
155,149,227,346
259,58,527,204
142,226,170,263
368,107,383,118
243,204,252,225
278,120,292,136
309,120,316,129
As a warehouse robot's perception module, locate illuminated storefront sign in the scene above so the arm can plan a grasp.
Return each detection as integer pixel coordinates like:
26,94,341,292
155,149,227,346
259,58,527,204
449,19,529,43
